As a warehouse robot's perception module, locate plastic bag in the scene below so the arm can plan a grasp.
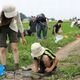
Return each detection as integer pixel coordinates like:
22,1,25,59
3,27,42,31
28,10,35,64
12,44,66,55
0,64,5,76
55,35,63,43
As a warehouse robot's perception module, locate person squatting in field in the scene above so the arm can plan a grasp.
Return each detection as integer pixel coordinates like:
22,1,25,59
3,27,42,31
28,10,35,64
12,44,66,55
31,42,58,73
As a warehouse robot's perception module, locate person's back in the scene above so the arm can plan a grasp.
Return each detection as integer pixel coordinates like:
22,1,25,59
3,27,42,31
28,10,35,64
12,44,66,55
36,13,48,40
0,11,12,28
29,16,36,32
35,48,56,73
36,13,46,23
52,20,63,35
53,24,61,34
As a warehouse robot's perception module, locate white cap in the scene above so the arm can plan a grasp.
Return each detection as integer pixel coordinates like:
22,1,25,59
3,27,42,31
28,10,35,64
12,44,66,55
31,42,45,58
2,4,17,18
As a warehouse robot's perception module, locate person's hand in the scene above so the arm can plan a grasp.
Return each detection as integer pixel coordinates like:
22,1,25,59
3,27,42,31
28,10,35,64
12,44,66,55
20,38,26,45
45,67,52,73
32,66,39,73
22,38,26,45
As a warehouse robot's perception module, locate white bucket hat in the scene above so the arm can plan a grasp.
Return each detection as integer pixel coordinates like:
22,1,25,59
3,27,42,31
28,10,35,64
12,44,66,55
2,4,17,18
31,42,45,58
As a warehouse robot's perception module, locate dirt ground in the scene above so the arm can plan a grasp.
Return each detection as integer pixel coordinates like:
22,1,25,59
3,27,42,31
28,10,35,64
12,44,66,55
55,39,80,80
1,39,80,80
55,39,80,60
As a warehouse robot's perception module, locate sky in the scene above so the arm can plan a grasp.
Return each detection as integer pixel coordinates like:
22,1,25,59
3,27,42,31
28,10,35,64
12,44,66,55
0,0,80,20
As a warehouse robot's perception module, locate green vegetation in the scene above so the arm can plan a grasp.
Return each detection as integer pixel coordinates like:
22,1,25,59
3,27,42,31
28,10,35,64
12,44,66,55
5,21,80,65
1,21,80,79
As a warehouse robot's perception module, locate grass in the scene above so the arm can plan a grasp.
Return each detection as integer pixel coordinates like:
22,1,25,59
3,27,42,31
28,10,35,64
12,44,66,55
4,21,80,66
50,54,80,80
0,21,80,79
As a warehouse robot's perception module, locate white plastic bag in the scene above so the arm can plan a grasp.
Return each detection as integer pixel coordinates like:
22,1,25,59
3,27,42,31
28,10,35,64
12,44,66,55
55,35,63,43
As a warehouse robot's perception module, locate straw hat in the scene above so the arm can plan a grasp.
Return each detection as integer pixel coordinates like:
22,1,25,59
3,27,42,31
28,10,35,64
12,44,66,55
31,42,45,57
2,4,17,18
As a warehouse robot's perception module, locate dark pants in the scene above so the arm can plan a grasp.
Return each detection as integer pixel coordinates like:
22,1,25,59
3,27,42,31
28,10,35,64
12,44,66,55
0,27,18,48
36,23,47,39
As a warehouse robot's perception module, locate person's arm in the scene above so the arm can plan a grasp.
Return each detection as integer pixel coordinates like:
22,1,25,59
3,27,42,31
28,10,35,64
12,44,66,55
46,18,48,27
20,32,26,45
53,27,56,35
45,57,58,72
16,12,24,33
16,12,26,45
32,59,39,72
50,57,58,70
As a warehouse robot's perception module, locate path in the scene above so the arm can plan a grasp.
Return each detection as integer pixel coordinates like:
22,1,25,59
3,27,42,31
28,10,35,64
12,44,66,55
55,39,80,60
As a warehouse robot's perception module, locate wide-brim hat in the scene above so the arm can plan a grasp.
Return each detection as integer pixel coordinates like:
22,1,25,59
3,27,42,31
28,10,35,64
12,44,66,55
2,4,17,18
31,43,45,58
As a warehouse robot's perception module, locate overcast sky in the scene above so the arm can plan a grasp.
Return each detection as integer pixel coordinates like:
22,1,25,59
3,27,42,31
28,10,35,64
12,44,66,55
0,0,80,20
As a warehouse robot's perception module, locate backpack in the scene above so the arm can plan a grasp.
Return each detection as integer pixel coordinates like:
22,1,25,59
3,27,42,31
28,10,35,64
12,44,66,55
36,13,46,23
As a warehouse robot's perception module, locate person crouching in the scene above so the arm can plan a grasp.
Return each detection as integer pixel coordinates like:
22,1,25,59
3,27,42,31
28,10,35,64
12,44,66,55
31,42,58,73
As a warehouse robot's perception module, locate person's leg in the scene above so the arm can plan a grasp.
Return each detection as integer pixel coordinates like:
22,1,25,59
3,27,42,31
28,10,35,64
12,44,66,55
42,55,51,68
42,25,48,39
0,47,6,66
42,55,57,72
36,24,41,39
0,31,7,69
11,43,19,70
8,28,19,70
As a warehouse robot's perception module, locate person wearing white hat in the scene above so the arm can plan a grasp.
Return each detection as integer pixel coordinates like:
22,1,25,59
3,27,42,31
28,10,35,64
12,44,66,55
0,4,26,70
31,42,58,73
